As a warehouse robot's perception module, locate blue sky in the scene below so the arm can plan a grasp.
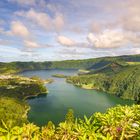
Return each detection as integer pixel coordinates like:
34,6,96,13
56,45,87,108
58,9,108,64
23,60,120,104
0,0,140,62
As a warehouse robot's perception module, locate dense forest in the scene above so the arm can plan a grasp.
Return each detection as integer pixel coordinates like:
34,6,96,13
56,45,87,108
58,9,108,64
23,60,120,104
67,64,140,103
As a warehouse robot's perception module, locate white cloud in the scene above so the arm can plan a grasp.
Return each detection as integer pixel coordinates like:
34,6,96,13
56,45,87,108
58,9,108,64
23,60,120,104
3,0,140,62
133,48,140,54
122,2,140,28
53,14,64,31
0,46,21,54
26,9,52,30
23,39,52,49
126,32,140,47
87,29,140,49
57,36,76,46
87,1,140,36
87,30,126,48
0,39,17,46
10,21,30,38
15,9,65,31
24,40,39,48
121,15,140,32
86,0,140,49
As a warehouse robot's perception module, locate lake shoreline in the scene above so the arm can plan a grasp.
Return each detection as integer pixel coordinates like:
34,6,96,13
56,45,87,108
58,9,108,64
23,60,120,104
21,69,134,126
24,92,48,100
66,80,135,102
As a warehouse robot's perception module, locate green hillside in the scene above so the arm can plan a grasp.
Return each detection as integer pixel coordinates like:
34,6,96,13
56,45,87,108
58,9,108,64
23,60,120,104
67,64,140,103
109,65,140,101
1,54,140,74
0,75,47,128
88,62,126,75
0,54,140,102
0,75,47,99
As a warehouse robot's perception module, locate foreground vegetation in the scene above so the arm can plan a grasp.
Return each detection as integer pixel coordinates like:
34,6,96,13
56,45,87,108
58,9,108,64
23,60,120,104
0,105,139,140
0,97,29,128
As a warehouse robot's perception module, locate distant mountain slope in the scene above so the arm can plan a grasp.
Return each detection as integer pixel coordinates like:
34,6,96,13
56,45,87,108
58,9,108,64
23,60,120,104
119,54,140,61
88,62,126,75
0,54,140,102
0,54,140,74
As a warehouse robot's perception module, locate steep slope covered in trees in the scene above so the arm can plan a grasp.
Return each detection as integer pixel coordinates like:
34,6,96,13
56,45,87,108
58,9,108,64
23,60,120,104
67,65,140,103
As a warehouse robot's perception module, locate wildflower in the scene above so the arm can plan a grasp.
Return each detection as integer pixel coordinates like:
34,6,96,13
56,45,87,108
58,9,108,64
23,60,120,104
116,127,122,132
132,123,139,128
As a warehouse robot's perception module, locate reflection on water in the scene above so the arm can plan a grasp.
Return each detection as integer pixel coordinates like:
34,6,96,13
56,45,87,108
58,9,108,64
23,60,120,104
21,69,134,126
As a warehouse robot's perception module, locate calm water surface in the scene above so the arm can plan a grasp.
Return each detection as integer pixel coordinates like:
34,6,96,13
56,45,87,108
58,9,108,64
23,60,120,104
21,69,134,126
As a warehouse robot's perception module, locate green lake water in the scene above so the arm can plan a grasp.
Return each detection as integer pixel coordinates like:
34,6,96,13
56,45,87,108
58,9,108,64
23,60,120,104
21,69,134,126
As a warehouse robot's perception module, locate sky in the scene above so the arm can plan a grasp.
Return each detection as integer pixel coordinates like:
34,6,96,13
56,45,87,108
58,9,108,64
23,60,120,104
0,0,140,62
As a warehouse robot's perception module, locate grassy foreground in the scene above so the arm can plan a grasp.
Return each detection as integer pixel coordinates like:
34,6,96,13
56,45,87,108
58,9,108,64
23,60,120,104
0,105,139,140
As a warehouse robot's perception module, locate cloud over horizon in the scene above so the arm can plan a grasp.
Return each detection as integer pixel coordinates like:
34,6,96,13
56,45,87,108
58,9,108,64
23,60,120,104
0,0,140,61
57,36,76,47
10,21,30,38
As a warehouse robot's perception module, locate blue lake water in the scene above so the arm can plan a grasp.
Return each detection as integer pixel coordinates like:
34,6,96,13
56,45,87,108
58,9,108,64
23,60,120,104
21,69,134,126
